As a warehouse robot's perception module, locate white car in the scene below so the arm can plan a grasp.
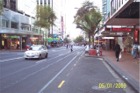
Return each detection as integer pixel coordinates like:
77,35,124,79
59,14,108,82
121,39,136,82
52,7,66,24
24,45,48,59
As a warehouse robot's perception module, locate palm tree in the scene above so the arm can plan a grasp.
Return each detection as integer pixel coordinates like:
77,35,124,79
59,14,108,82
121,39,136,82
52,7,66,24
74,1,102,47
34,5,57,31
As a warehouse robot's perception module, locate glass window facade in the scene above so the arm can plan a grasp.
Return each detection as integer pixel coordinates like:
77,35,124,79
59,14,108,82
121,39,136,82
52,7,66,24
11,22,18,29
2,19,9,28
111,0,128,15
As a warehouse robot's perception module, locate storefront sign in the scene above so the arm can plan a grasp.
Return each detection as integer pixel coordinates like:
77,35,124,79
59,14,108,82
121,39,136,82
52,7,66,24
105,27,132,32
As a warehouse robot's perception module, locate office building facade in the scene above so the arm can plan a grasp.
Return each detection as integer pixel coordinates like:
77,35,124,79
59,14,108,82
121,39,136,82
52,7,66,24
0,0,43,50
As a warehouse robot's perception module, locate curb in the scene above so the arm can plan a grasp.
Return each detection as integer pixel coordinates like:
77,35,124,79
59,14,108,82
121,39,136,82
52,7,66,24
84,53,102,58
0,50,26,52
103,57,139,93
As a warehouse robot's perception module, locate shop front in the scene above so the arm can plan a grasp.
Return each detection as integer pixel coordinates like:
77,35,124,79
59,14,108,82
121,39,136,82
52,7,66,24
0,34,22,49
0,34,31,50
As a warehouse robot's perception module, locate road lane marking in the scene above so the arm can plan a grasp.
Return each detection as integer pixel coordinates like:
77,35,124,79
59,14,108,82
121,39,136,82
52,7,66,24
58,80,65,88
0,53,72,79
38,53,80,93
0,57,23,63
0,51,82,90
36,53,69,64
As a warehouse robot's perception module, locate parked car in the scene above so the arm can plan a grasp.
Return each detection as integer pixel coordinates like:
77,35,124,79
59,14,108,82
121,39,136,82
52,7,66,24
24,45,48,59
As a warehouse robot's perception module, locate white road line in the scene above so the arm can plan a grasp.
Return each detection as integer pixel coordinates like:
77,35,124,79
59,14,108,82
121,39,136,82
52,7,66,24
1,51,80,90
0,57,23,63
38,52,81,93
36,53,69,64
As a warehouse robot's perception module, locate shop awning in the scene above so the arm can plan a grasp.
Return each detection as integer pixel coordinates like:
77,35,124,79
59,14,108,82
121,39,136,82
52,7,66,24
9,36,20,39
46,37,62,43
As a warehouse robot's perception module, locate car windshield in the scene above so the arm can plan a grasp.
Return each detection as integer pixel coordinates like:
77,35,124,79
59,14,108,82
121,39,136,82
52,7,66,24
29,46,41,51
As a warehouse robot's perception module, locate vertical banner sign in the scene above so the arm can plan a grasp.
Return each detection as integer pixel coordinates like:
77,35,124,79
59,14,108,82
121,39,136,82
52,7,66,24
134,29,139,43
61,16,64,38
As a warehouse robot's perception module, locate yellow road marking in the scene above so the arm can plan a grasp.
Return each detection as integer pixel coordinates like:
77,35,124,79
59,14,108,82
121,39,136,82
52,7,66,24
58,80,65,88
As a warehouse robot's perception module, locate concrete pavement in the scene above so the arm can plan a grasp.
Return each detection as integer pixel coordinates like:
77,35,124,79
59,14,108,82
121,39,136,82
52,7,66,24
102,50,140,93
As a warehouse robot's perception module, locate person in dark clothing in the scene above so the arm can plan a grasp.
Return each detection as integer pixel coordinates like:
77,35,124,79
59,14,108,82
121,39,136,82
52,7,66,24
114,43,121,61
70,45,73,52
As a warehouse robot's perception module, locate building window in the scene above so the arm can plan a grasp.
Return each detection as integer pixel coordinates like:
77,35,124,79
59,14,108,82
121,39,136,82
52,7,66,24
48,0,50,5
3,0,7,7
40,0,42,5
10,0,16,11
44,0,46,5
2,19,9,28
11,22,18,29
21,23,30,31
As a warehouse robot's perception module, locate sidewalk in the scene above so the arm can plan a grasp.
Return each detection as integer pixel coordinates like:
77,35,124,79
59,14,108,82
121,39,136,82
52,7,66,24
102,50,140,93
0,49,26,52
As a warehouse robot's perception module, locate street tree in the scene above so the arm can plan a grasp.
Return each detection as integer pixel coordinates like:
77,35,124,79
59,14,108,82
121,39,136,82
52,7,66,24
63,37,71,44
74,35,84,43
74,1,102,47
34,5,57,33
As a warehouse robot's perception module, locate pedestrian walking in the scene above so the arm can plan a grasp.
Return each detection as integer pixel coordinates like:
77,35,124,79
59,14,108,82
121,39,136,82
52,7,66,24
66,44,68,49
70,45,73,52
114,43,121,62
132,43,138,59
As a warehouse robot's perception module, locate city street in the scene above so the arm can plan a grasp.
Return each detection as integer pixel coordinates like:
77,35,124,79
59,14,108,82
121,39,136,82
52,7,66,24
0,46,135,93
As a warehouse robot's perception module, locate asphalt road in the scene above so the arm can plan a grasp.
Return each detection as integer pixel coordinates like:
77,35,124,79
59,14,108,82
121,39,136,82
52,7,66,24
0,46,135,93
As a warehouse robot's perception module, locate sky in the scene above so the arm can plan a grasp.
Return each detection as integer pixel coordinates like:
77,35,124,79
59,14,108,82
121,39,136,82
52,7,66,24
65,0,102,39
17,0,102,40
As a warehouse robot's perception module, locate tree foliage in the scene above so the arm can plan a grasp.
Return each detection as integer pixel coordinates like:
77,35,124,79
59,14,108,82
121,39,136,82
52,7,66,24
0,0,3,15
63,37,71,44
74,1,102,47
124,35,133,47
74,35,84,43
34,5,57,29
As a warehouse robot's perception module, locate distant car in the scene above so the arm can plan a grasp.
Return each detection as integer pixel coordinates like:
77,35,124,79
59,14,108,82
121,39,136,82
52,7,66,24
24,45,48,59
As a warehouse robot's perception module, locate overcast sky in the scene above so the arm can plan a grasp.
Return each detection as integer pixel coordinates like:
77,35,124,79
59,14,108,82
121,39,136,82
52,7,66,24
64,0,102,39
18,0,102,39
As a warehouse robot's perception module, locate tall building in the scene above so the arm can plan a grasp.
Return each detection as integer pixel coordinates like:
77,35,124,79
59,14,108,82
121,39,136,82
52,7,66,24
37,0,52,6
0,0,42,50
102,0,110,23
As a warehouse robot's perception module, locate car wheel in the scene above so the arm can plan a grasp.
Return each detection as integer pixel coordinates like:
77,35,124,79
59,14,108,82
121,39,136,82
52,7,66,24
25,58,28,60
39,54,42,59
45,53,48,58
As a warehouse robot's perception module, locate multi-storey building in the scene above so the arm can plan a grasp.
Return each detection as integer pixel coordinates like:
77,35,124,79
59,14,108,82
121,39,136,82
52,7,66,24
102,0,111,23
0,0,42,50
101,0,140,51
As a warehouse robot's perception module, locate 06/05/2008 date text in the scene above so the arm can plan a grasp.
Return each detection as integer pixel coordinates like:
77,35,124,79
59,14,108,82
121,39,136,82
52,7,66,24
98,82,127,89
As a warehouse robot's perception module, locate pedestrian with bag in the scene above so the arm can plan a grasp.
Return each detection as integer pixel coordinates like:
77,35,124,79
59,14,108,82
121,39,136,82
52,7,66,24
114,42,121,62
